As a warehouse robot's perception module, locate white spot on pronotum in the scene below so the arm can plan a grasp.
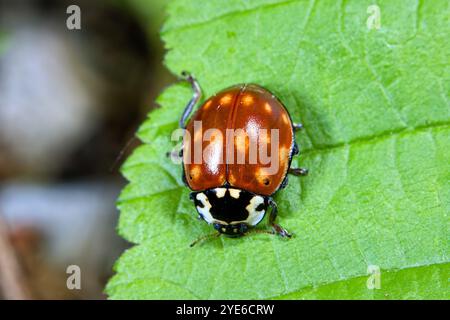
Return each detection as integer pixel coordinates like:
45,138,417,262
243,196,266,226
66,5,81,30
229,189,241,199
215,188,226,198
66,265,81,290
196,193,214,223
366,265,381,289
366,5,381,30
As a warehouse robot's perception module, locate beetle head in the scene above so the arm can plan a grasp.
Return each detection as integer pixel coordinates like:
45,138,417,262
213,222,248,236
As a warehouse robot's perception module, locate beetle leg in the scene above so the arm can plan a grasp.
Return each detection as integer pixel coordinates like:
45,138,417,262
280,175,289,189
289,168,309,176
293,123,303,131
292,142,299,155
182,172,188,186
179,71,202,129
268,198,292,238
166,148,183,160
244,228,276,237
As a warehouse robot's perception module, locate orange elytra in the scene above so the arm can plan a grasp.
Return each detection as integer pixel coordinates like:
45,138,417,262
177,72,308,246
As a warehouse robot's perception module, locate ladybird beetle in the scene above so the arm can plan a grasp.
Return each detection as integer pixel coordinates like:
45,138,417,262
178,72,308,246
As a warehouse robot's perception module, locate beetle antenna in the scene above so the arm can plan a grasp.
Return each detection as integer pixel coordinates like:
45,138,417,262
179,71,202,129
245,229,276,237
109,135,139,173
190,232,221,247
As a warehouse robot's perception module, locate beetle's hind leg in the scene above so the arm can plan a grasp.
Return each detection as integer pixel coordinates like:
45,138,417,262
290,125,309,175
289,168,308,176
267,198,292,238
280,166,308,189
290,141,308,176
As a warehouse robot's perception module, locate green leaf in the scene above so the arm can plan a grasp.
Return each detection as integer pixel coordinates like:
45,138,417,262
107,0,450,299
120,0,171,37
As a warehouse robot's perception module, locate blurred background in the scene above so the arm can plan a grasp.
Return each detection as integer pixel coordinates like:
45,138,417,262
0,0,172,299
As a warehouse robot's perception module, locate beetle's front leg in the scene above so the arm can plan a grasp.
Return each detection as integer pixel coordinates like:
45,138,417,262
166,148,183,161
267,198,291,238
179,71,202,129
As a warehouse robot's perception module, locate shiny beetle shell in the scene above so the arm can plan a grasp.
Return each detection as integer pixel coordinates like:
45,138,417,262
182,84,295,196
